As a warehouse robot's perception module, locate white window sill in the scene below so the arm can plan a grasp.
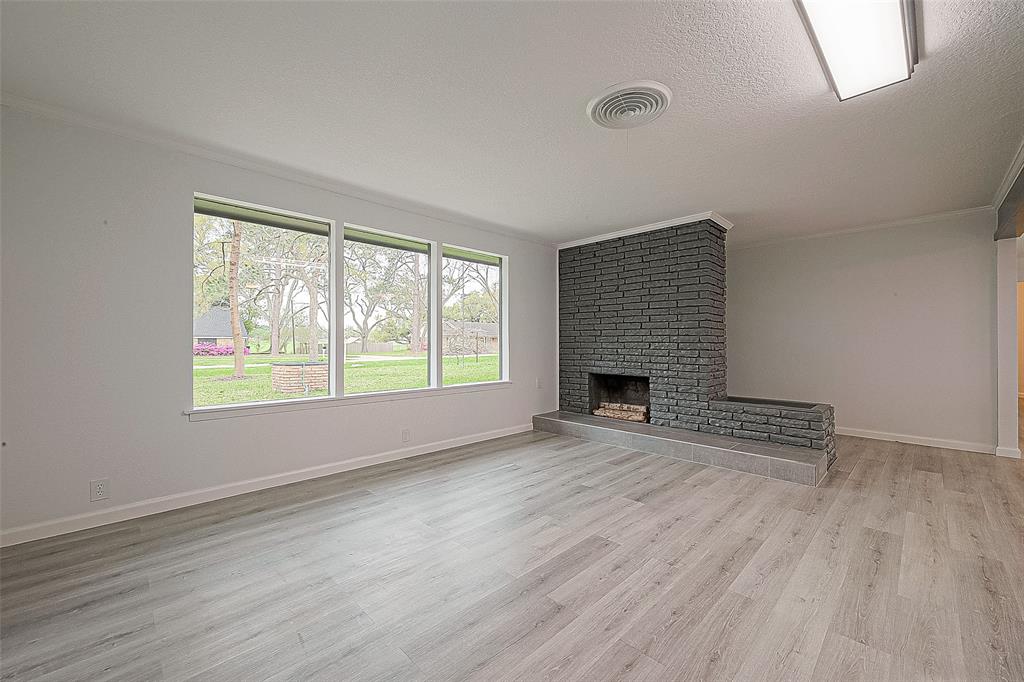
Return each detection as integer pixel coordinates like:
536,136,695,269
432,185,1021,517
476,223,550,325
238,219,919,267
185,380,513,422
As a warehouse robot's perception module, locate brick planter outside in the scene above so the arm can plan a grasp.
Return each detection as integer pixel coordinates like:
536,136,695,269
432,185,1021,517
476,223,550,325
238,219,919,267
271,362,328,393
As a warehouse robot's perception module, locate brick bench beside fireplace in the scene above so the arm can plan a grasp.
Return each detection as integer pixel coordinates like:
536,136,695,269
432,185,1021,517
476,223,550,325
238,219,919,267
706,397,837,468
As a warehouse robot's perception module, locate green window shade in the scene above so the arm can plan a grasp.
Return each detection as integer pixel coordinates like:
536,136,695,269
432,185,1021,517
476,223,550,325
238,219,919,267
442,245,502,267
344,227,430,254
194,196,330,236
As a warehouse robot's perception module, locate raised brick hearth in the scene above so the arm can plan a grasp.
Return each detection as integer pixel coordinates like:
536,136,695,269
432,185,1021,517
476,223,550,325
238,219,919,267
557,217,837,473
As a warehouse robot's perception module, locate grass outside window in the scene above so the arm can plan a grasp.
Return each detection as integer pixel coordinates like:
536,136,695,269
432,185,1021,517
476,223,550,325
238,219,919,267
193,353,499,407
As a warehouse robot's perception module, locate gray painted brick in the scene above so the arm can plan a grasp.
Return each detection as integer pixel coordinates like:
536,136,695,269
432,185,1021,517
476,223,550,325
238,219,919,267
738,422,781,434
771,434,812,447
781,427,826,439
734,429,770,441
768,416,811,429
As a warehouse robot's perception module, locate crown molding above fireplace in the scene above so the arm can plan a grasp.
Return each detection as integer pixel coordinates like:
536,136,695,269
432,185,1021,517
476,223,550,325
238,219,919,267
557,211,734,250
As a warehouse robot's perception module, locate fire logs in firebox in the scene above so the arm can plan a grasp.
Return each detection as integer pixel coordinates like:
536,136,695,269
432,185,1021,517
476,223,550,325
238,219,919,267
592,402,649,422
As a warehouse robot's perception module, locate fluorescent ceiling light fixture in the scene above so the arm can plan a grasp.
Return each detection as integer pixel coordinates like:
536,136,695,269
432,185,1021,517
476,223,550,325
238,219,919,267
795,0,918,100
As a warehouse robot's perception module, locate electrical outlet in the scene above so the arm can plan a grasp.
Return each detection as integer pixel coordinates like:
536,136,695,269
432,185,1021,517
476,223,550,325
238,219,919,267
401,428,411,443
90,478,109,502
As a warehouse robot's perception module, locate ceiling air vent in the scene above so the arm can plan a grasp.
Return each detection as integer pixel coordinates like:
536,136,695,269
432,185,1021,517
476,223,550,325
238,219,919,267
586,81,672,129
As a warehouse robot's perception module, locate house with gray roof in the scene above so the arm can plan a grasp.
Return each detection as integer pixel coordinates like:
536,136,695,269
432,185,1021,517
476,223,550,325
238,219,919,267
442,320,499,354
193,305,248,346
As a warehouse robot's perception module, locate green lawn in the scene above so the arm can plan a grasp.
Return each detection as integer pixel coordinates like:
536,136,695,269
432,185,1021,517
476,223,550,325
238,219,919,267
191,353,318,367
193,354,500,407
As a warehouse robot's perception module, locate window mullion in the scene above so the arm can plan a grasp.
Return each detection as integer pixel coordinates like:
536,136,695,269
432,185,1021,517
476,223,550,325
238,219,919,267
333,228,344,396
429,241,443,387
500,255,509,381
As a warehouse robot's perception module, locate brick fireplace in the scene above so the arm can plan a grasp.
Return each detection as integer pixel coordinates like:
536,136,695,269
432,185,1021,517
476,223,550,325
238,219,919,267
558,217,836,467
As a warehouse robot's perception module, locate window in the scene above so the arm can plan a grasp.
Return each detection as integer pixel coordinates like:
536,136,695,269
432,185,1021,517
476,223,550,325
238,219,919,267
191,195,507,411
442,245,503,385
193,196,331,408
343,227,431,395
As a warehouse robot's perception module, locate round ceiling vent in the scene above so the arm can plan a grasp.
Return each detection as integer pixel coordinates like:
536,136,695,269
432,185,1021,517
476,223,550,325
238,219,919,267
587,81,672,129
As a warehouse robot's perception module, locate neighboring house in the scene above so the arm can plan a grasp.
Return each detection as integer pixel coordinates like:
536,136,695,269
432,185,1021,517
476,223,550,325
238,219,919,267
443,320,499,355
193,305,248,347
344,340,399,355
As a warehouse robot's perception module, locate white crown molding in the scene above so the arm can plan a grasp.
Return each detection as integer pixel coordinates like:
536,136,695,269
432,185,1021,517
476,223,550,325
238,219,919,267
557,211,733,250
0,92,554,250
994,134,1024,209
728,205,995,252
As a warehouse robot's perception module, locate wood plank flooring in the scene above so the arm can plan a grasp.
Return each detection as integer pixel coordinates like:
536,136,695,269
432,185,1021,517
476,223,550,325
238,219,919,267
2,431,1023,681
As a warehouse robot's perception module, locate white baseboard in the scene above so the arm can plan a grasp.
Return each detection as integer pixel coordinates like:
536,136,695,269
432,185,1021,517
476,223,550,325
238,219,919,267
836,427,995,455
996,446,1022,459
0,423,534,547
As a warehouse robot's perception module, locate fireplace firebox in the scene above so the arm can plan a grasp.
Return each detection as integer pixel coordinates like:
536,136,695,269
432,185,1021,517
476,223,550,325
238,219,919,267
588,373,650,422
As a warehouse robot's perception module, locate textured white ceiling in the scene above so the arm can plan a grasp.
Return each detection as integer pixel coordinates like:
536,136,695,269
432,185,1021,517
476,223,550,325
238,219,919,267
2,1,1022,246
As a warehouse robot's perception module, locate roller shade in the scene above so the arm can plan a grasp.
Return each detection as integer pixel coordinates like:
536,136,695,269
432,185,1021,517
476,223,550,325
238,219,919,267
344,227,430,254
194,196,330,237
442,245,502,267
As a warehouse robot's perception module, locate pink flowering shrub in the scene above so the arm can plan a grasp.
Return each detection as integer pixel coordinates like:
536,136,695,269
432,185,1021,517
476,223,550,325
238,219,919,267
193,343,250,356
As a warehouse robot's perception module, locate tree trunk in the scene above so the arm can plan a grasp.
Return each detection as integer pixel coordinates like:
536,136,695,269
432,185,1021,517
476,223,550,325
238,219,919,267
410,255,422,355
269,263,283,356
303,273,319,362
269,302,281,356
228,221,245,378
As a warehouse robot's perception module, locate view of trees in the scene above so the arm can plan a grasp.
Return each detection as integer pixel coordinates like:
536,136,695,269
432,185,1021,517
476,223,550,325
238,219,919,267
193,215,330,376
443,259,499,323
194,215,503,404
195,217,502,363
442,256,501,366
341,243,501,355
343,241,428,354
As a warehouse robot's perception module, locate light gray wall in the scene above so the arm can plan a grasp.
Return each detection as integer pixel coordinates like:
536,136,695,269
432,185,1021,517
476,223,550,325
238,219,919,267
0,108,557,540
726,210,998,452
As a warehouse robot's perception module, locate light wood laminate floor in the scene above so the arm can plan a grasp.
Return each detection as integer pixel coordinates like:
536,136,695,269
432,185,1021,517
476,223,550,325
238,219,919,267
2,431,1023,681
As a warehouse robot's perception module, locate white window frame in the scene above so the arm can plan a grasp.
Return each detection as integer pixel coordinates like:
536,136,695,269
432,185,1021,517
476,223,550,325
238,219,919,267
186,197,511,420
341,223,434,394
191,193,337,407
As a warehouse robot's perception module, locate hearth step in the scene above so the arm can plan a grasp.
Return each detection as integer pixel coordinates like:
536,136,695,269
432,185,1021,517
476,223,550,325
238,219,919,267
532,410,829,487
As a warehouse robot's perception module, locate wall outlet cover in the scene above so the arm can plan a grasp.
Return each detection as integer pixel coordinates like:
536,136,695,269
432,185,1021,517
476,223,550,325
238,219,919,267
90,478,109,502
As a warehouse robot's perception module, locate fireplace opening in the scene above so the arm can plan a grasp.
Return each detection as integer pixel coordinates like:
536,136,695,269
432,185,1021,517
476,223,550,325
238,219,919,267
589,373,650,422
